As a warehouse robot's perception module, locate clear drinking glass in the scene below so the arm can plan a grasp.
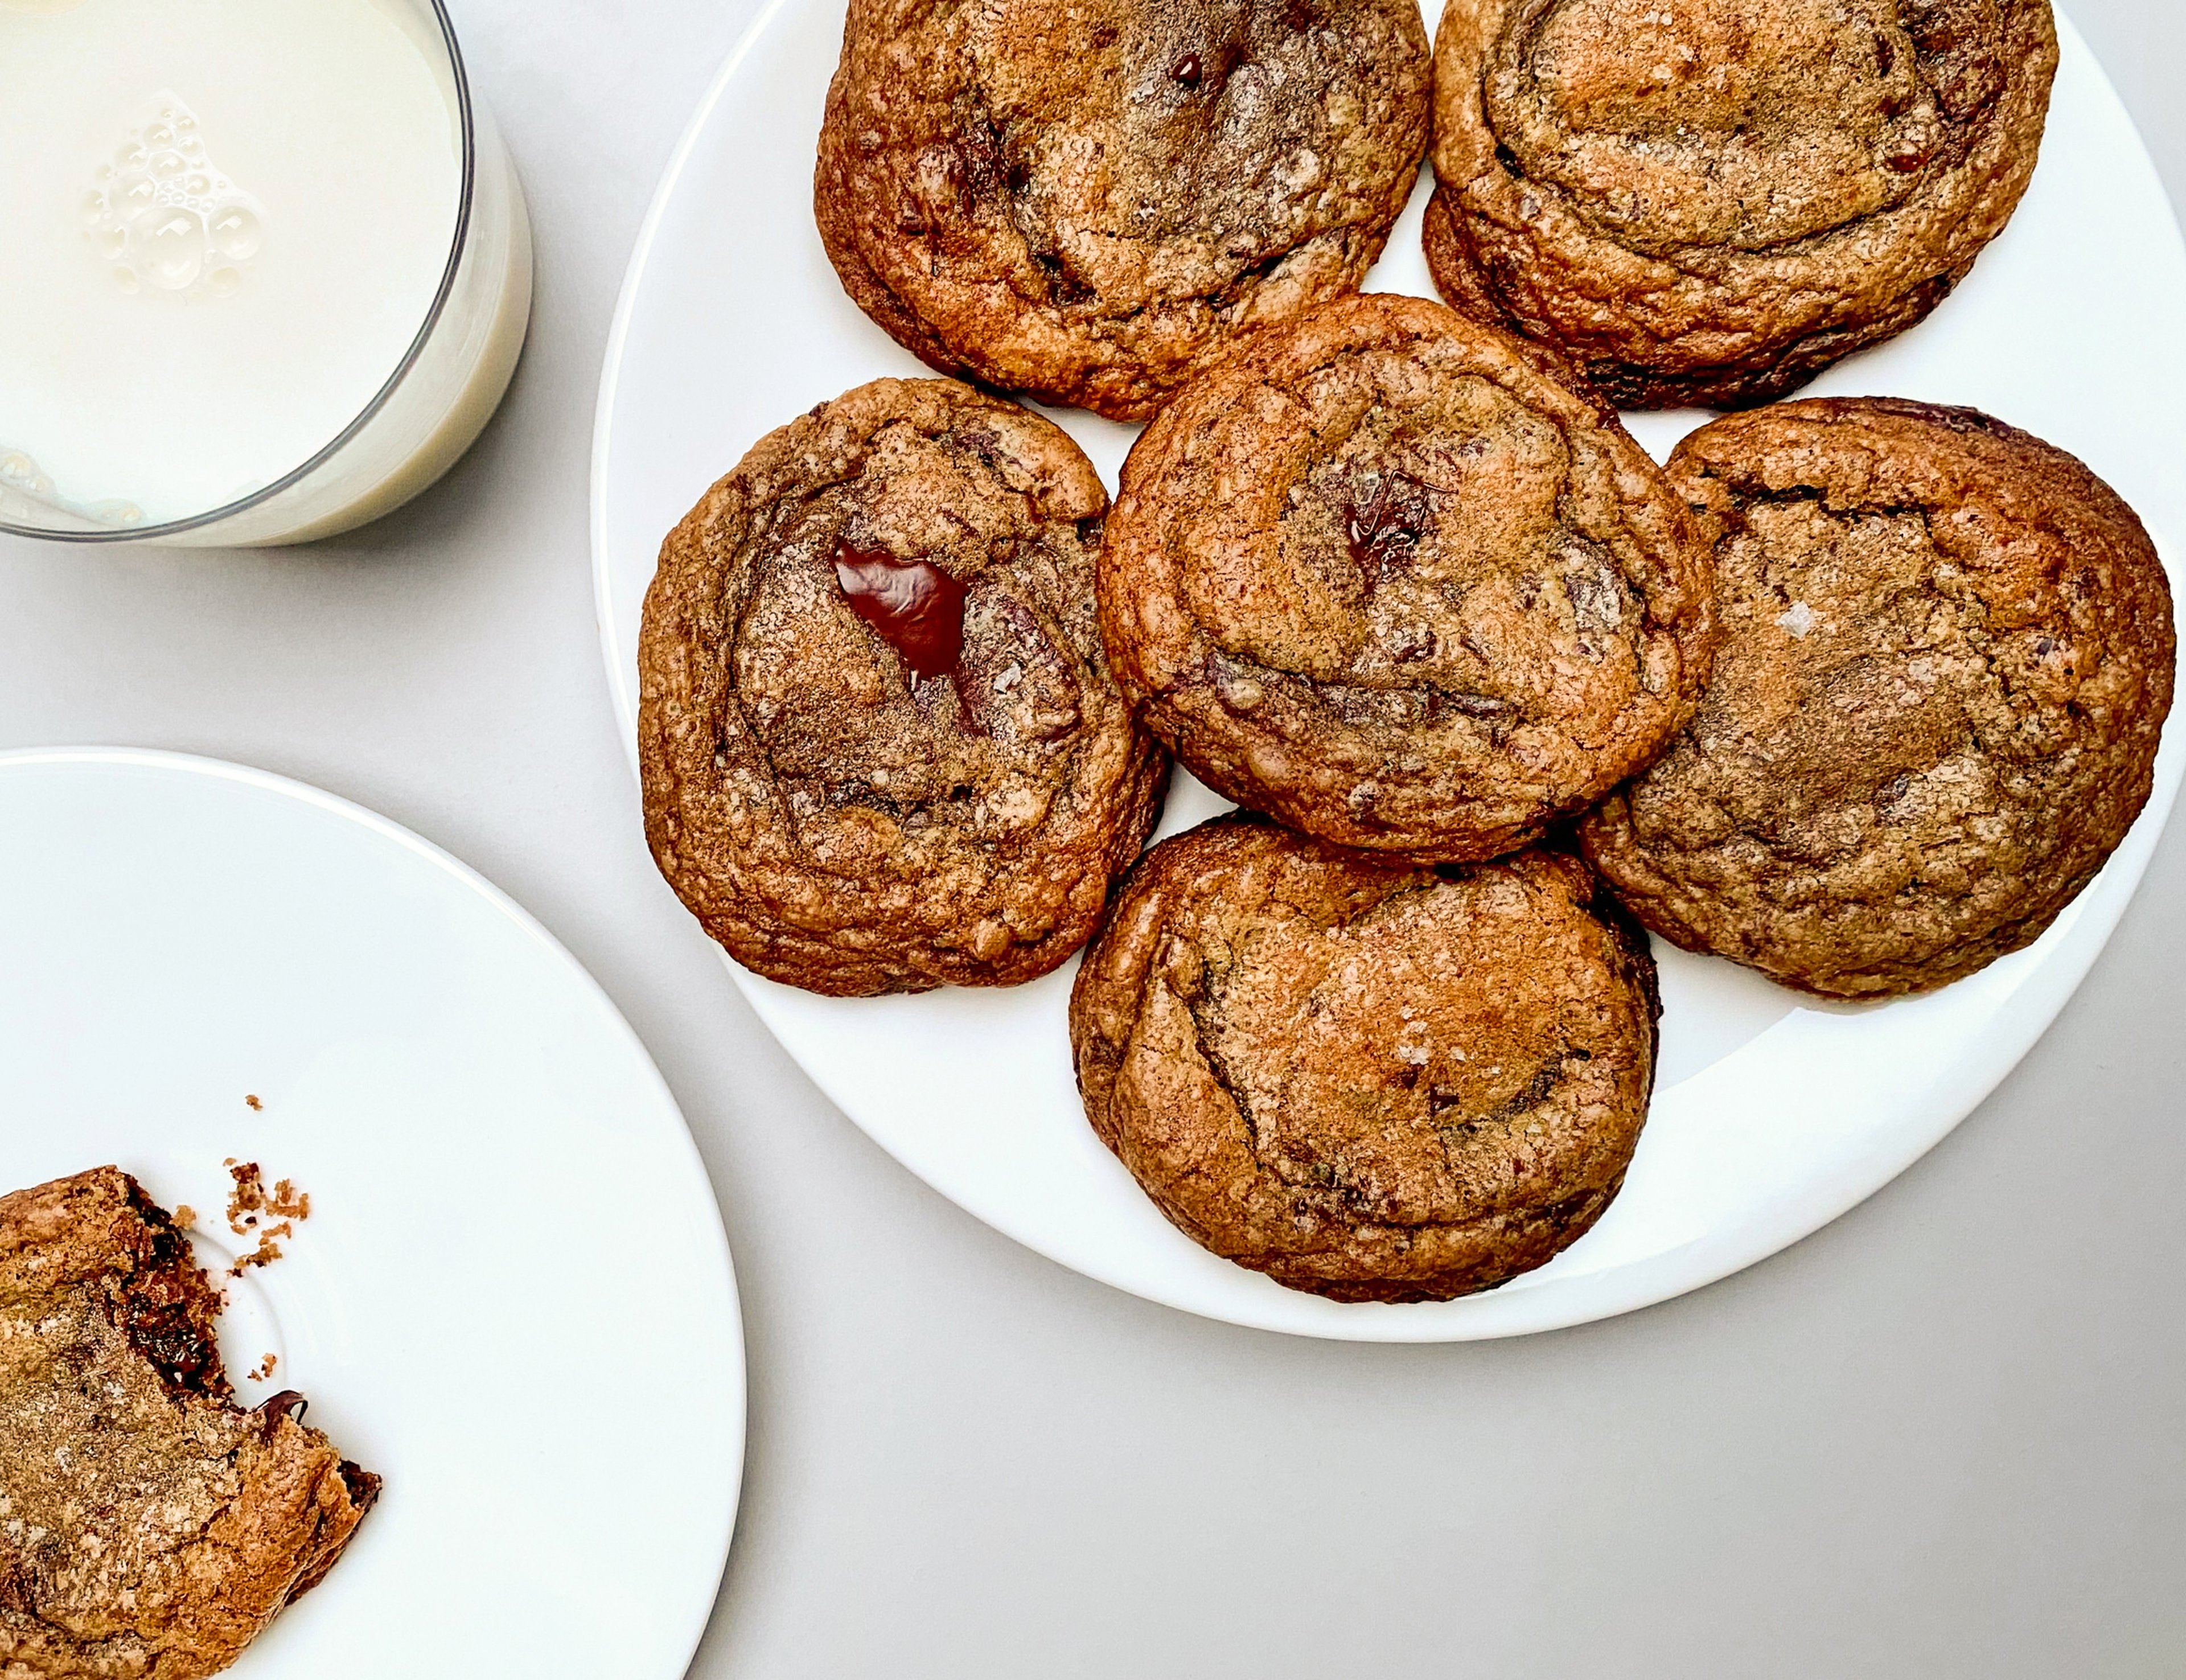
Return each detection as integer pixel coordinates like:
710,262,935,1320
0,0,532,548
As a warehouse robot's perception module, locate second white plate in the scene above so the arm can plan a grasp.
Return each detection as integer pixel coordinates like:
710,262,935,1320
592,1,2186,1341
0,749,743,1675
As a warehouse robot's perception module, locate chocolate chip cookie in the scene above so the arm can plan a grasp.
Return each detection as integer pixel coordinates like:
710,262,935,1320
1425,0,2059,408
640,377,1168,997
1099,293,1715,864
1070,817,1661,1303
2,1168,379,1680
815,0,1432,422
1581,399,2175,999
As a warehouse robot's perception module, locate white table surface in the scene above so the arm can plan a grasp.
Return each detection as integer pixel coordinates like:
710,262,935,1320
5,4,2182,1674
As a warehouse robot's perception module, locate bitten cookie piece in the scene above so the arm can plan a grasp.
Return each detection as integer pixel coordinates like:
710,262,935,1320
815,0,1431,422
1,1167,380,1680
640,377,1168,997
1071,817,1661,1304
1098,293,1714,864
1424,0,2058,408
1583,399,2175,999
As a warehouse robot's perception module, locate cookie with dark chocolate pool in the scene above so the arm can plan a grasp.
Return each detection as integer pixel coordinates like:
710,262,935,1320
1098,293,1715,864
1070,816,1661,1303
815,0,1431,422
1581,398,2175,999
640,377,1168,997
1425,0,2058,408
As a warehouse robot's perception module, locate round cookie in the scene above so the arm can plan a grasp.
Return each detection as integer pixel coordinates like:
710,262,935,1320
1070,816,1661,1304
1099,293,1715,864
1581,398,2175,1000
640,377,1168,997
815,0,1431,423
1424,0,2058,409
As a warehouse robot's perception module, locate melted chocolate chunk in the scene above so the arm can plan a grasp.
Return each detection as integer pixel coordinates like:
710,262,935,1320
835,537,969,684
1444,693,1510,718
1170,52,1202,87
1342,470,1433,591
957,113,1010,210
258,1390,309,1428
1390,625,1439,663
118,1274,224,1398
0,1556,34,1616
338,1460,384,1516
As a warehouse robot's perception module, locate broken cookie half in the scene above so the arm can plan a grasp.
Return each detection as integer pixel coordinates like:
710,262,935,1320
1,1166,379,1680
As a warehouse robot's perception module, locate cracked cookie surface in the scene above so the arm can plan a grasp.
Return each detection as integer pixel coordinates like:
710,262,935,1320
1,1168,379,1680
640,377,1168,997
1070,817,1661,1303
1424,0,2058,408
1581,398,2175,999
1098,293,1714,864
815,0,1431,422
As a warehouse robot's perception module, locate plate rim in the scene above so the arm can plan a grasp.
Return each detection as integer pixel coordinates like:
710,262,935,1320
587,0,2186,1342
591,0,802,754
0,743,747,1667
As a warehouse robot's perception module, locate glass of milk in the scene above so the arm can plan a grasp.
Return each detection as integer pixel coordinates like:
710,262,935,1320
0,0,533,547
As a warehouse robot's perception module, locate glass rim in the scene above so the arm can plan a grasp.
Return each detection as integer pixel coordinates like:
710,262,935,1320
0,0,481,545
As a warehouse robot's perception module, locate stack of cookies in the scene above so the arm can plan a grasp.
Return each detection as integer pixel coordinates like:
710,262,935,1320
639,0,2173,1304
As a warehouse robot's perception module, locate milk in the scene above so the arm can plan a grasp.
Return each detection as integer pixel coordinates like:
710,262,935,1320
0,0,530,542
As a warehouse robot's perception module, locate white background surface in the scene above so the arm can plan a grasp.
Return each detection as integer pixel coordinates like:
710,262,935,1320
3,0,2182,1670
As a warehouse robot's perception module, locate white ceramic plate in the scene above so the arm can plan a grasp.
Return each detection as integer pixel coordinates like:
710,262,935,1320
0,749,743,1674
592,3,2186,1341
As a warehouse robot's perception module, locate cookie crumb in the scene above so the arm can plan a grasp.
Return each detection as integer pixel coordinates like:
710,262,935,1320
225,1163,266,1234
244,1094,263,1112
222,1163,311,1275
245,1353,279,1382
173,1205,196,1231
230,1225,291,1276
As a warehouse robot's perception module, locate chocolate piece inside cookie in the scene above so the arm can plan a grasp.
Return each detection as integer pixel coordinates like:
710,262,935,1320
1099,293,1714,864
815,0,1431,422
1425,0,2058,408
640,377,1168,997
1,1168,379,1680
1071,818,1661,1303
1583,398,2175,999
